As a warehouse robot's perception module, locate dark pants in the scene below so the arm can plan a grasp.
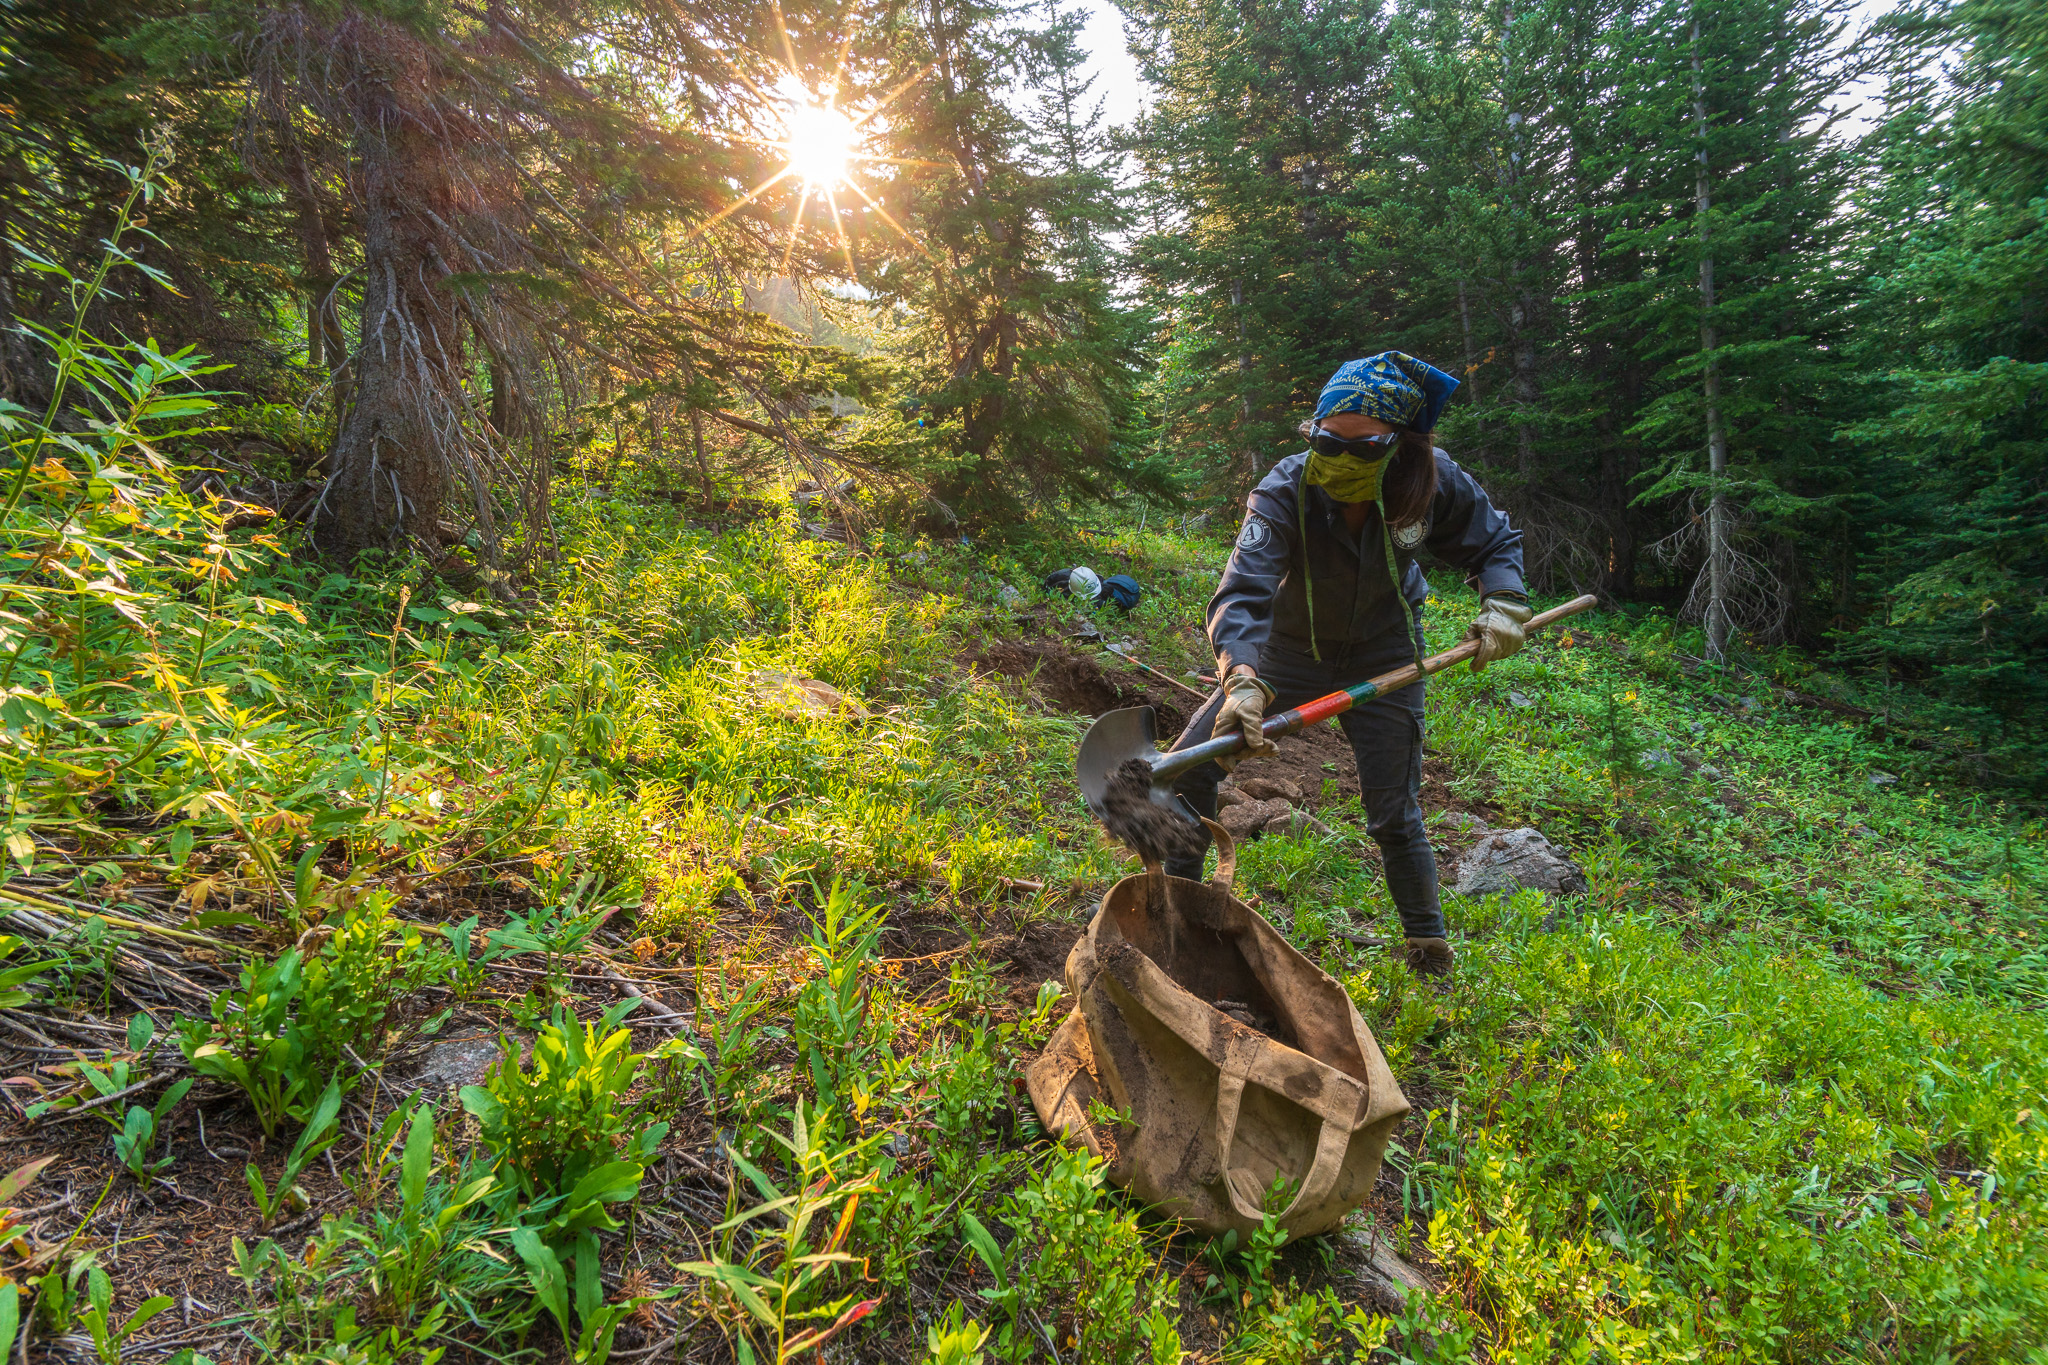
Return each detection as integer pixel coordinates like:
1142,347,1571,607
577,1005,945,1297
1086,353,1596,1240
1164,625,1445,940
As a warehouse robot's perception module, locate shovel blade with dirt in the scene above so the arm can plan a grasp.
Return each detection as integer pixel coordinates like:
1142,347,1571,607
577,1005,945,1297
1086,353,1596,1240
1079,594,1598,860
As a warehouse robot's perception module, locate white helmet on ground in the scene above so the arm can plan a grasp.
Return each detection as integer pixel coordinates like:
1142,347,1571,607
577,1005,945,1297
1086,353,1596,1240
1067,566,1102,602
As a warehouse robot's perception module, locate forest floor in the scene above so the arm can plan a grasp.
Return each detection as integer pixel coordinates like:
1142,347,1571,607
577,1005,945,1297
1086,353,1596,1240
4,480,2045,1364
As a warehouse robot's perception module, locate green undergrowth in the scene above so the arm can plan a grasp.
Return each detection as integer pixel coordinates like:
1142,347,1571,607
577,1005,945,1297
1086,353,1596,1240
8,392,2046,1359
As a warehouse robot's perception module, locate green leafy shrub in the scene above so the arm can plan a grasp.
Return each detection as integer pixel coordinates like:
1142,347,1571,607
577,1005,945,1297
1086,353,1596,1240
970,1147,1184,1364
460,999,663,1196
179,892,412,1133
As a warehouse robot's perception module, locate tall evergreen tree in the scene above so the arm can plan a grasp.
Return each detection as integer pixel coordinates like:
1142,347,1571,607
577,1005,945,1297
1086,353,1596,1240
1121,0,1396,495
1839,0,2048,781
862,0,1150,522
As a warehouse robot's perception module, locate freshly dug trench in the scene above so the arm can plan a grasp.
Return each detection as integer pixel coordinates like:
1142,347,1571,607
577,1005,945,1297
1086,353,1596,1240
1100,758,1203,865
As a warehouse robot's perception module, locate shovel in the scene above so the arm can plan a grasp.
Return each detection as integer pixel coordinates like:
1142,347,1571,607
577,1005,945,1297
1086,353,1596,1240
1078,594,1599,826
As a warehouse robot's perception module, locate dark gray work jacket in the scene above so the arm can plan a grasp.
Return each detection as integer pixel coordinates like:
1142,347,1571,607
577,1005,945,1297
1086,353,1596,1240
1207,449,1526,674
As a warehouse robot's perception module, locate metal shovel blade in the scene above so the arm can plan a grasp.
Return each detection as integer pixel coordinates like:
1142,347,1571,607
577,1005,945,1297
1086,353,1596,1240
1078,706,1156,815
1077,706,1201,827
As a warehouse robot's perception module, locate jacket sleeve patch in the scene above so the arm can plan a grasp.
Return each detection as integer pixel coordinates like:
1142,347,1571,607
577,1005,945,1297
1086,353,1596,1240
1236,514,1274,551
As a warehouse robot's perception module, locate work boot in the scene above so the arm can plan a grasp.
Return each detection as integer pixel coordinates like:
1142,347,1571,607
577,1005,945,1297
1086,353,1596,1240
1404,936,1455,978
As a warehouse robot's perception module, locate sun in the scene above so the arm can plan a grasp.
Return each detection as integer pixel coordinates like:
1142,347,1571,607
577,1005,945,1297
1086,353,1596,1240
783,100,858,188
687,6,944,279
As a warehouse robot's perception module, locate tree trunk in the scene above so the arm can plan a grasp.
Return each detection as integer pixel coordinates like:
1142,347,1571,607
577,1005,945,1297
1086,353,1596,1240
1456,278,1485,458
1232,276,1256,488
312,84,457,561
1694,12,1731,664
1508,295,1540,477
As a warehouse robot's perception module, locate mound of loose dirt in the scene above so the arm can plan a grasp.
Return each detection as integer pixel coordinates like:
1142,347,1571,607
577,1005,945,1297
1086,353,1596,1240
971,638,1189,732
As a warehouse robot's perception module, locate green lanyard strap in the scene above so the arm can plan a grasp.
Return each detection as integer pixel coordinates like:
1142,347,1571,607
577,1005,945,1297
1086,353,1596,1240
1294,470,1425,669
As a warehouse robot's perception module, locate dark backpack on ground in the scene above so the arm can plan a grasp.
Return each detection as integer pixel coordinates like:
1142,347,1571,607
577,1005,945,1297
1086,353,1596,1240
1100,574,1142,611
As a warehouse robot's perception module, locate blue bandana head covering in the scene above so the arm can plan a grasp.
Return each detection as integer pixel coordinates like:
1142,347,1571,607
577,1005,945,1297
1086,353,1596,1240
1314,352,1460,431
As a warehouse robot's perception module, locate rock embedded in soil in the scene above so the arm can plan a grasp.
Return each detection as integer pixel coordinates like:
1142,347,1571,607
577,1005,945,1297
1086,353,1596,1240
1220,797,1292,840
1264,806,1332,838
411,1035,503,1092
1236,775,1304,803
1436,810,1490,836
1452,827,1589,897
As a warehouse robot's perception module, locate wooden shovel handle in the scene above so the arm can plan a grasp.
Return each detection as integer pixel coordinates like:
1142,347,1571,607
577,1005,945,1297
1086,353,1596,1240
1153,594,1598,783
1281,592,1599,730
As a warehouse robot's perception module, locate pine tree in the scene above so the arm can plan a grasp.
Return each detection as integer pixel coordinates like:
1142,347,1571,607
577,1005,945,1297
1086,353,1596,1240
860,0,1151,523
1594,0,1860,652
1121,0,1396,496
1839,0,2048,782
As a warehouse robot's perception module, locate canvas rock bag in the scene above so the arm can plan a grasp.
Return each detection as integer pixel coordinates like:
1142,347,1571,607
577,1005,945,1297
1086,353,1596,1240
1025,823,1410,1240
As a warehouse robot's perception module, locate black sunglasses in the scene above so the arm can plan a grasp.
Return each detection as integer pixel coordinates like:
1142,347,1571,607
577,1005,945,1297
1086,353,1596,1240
1309,427,1399,458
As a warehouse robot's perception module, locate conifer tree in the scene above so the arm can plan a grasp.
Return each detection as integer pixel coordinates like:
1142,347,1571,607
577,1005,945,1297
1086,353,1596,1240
1838,0,2048,779
1121,0,1395,494
862,0,1150,522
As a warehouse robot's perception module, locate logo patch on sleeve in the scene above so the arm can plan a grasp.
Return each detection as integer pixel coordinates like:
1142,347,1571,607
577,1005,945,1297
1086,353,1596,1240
1235,515,1273,551
1393,519,1428,550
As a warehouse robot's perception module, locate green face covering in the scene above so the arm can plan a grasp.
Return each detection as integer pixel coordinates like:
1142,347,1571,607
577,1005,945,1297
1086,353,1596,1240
1303,451,1391,504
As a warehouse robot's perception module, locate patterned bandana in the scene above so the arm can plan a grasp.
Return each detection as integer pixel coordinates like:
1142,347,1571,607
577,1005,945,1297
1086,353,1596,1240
1314,352,1461,430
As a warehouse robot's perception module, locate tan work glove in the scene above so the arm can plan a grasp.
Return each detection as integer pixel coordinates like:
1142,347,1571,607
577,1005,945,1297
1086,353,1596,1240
1213,667,1278,773
1465,594,1534,674
1404,937,1455,977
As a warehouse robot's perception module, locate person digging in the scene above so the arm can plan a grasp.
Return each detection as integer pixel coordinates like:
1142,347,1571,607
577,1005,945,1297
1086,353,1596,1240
1165,352,1530,978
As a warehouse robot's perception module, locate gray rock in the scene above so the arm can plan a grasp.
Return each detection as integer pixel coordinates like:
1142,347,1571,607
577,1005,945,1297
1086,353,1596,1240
997,584,1026,611
1869,770,1898,787
1436,811,1490,835
1452,827,1589,898
1237,776,1303,803
1265,807,1332,838
1640,747,1683,775
1220,798,1291,840
1698,765,1723,781
1507,690,1535,709
413,1035,502,1092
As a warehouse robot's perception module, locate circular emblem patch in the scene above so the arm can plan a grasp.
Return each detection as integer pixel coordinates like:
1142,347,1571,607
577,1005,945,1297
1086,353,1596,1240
1393,520,1428,550
1235,515,1273,552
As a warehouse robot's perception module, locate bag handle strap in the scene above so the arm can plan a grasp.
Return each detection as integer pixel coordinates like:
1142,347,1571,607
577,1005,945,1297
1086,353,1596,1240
1201,817,1236,895
1212,1037,1352,1227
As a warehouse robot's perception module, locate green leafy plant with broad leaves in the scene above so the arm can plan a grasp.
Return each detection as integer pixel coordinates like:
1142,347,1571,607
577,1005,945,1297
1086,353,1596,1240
78,1266,175,1365
0,933,58,1007
177,948,311,1135
460,997,664,1198
111,1073,193,1182
510,1213,662,1365
678,1100,883,1364
925,1302,992,1364
501,1125,671,1364
179,894,406,1135
246,1079,342,1227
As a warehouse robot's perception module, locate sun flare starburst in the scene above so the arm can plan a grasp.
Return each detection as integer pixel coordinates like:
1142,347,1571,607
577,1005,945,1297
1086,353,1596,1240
782,99,859,188
687,4,943,279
